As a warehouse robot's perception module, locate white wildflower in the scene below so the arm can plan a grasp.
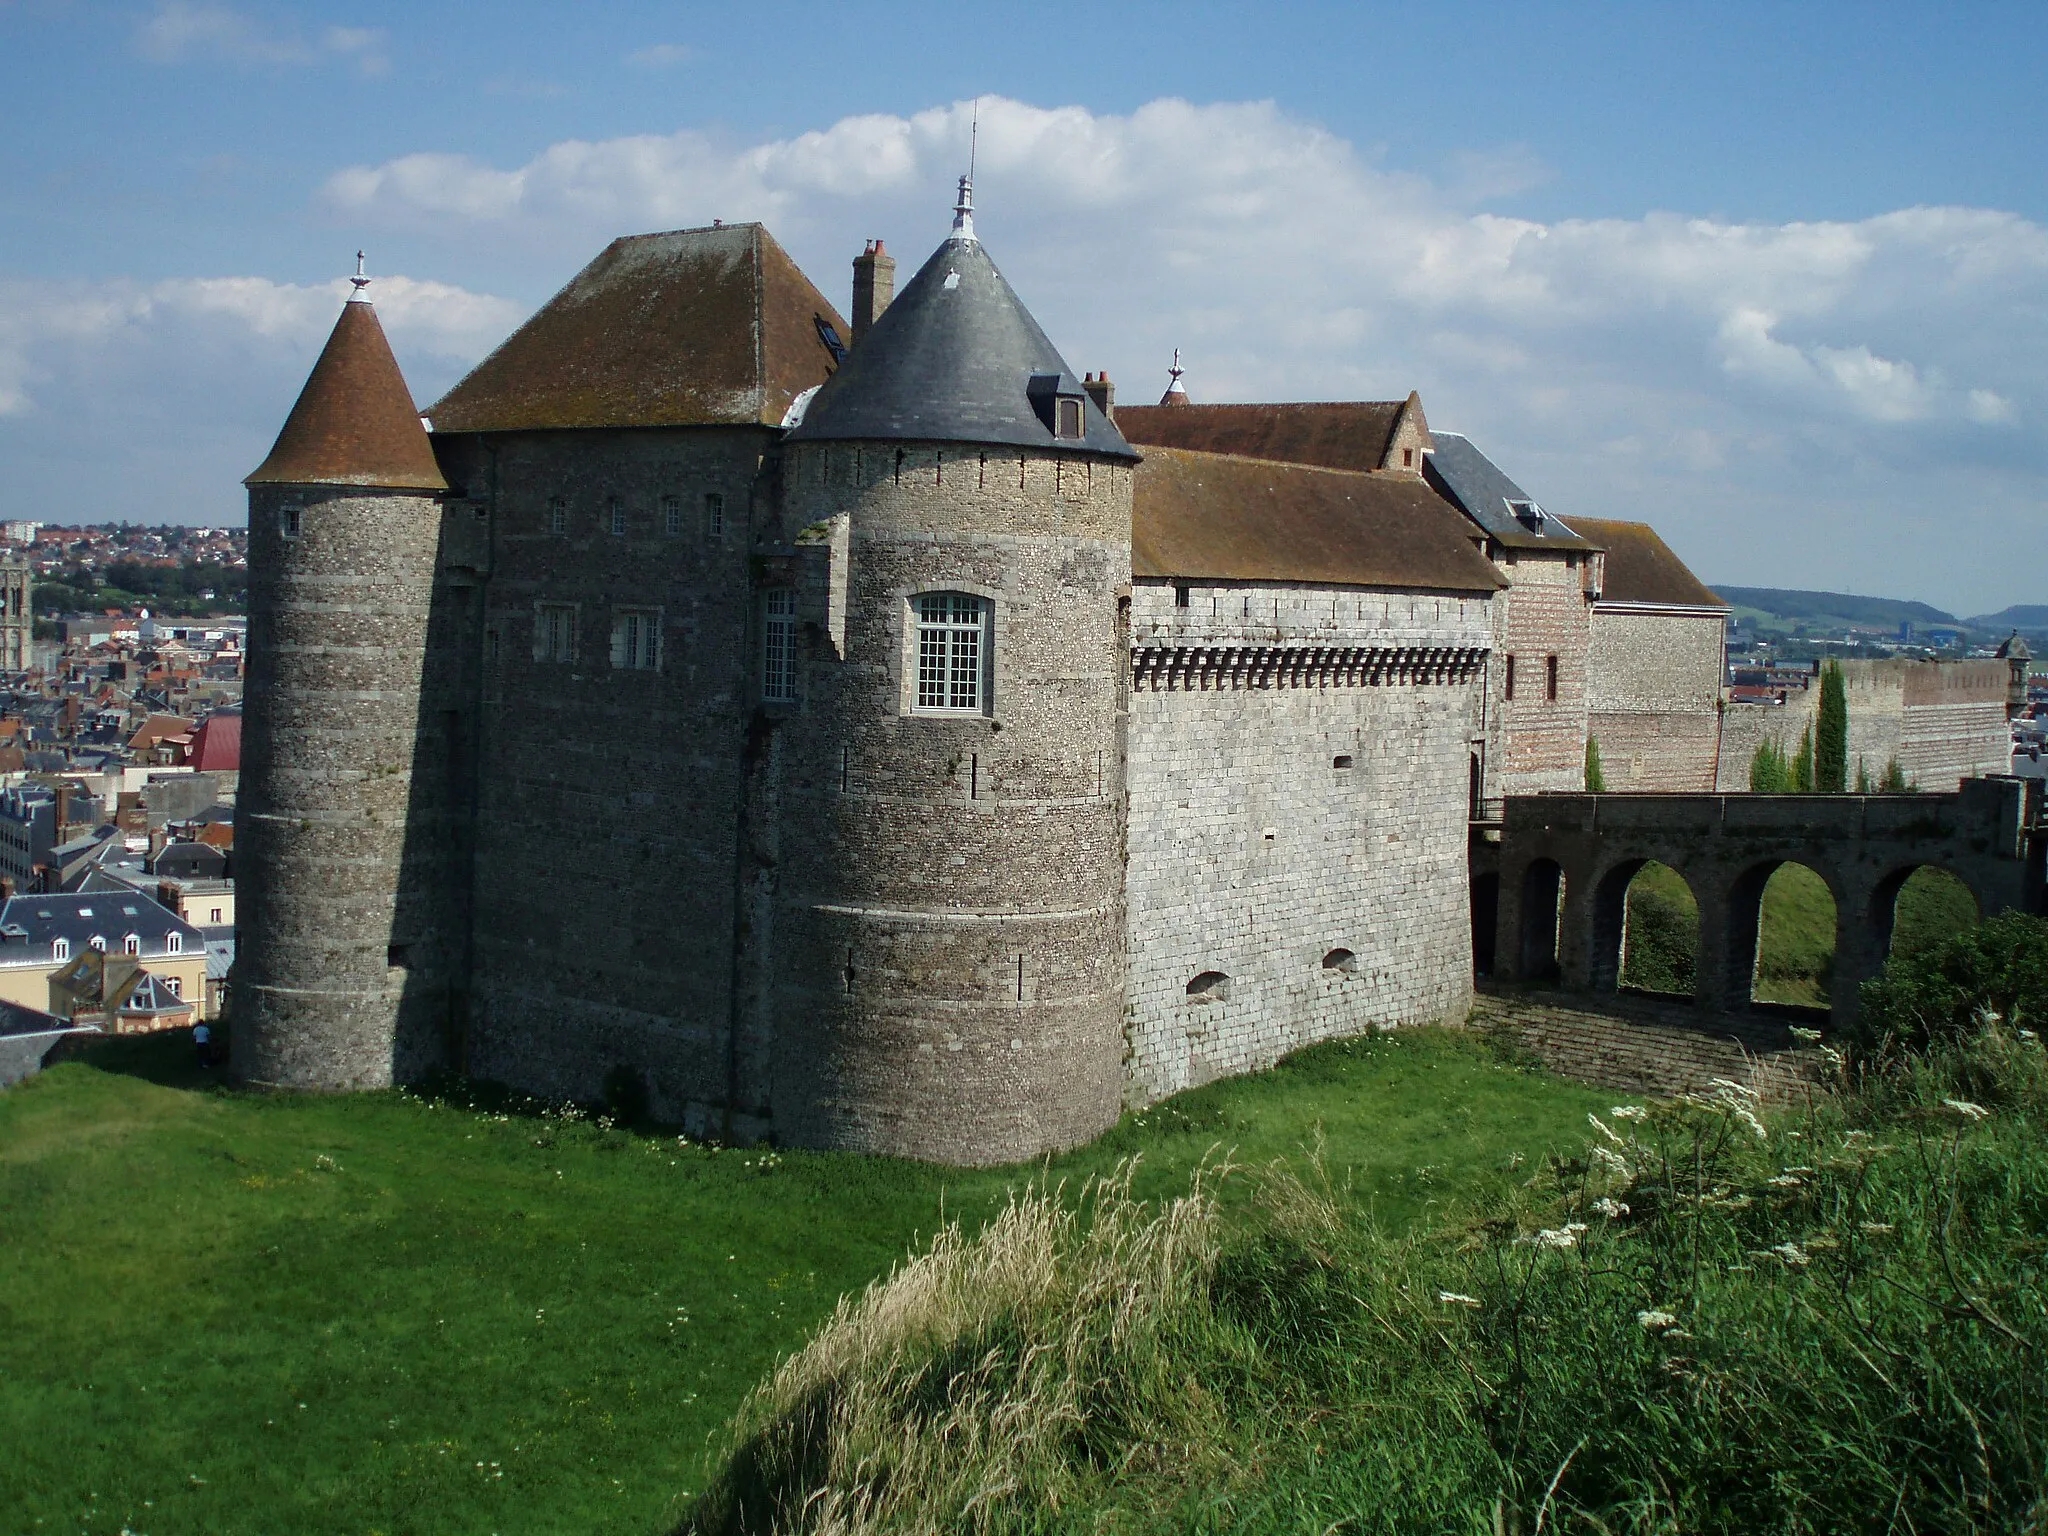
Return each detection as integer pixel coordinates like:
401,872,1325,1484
1589,1112,1626,1146
1788,1026,1823,1043
1609,1105,1648,1121
1589,1145,1631,1177
1942,1098,1990,1122
1437,1290,1482,1307
1637,1309,1678,1330
1592,1197,1630,1218
2020,1029,2039,1043
1772,1243,1811,1267
1521,1226,1580,1250
1734,1105,1770,1140
1767,1174,1804,1188
1859,1222,1894,1235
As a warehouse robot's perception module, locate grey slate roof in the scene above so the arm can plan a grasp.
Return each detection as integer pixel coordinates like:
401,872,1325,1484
1424,432,1595,552
0,892,203,968
786,235,1138,460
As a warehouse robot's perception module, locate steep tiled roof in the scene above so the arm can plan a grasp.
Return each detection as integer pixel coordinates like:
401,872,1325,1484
0,892,202,969
1117,397,1420,475
246,300,448,490
179,711,240,772
1424,432,1596,552
428,223,849,433
1568,518,1727,609
1133,447,1506,593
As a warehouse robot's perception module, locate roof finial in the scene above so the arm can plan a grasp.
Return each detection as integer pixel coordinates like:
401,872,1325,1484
953,99,979,241
1160,349,1189,406
348,250,371,302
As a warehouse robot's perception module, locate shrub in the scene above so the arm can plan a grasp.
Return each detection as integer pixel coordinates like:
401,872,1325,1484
1749,738,1792,792
1584,736,1606,793
1856,910,2048,1058
1792,722,1815,791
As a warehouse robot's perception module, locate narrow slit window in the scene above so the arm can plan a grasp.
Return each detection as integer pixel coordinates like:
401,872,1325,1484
915,592,990,713
705,492,725,540
1546,655,1559,701
1504,654,1517,702
762,589,797,702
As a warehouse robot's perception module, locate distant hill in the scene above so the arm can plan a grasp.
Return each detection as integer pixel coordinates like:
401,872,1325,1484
1711,586,1958,630
1967,605,2048,632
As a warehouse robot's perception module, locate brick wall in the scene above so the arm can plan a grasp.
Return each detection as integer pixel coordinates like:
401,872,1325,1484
1491,550,1591,795
1124,579,1490,1104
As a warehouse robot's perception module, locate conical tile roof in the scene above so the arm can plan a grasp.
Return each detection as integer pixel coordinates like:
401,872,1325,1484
786,233,1136,460
246,299,446,490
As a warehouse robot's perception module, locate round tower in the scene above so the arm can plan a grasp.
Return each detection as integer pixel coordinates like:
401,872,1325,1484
235,263,450,1089
772,181,1137,1164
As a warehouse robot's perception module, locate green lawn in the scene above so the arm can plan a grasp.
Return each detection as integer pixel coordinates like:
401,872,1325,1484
0,1026,1611,1535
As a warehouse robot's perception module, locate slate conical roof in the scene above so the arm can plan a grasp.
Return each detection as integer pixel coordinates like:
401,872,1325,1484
785,232,1137,460
246,298,447,490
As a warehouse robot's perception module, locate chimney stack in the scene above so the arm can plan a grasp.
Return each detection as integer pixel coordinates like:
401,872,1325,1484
851,239,896,345
1083,372,1115,422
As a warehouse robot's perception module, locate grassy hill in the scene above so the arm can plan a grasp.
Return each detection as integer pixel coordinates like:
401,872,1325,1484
1968,603,2048,632
0,1028,1611,1534
1712,585,1958,633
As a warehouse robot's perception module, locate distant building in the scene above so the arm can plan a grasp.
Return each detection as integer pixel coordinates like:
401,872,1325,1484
0,891,207,1018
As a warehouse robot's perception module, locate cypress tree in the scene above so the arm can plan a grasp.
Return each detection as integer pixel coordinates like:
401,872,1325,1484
1585,736,1606,792
1750,739,1790,792
1816,661,1849,792
1793,723,1815,792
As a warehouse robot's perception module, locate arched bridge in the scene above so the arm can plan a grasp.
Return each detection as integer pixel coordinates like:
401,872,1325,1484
1486,777,2044,1022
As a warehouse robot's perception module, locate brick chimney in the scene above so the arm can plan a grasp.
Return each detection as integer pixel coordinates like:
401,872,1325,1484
1083,372,1115,423
851,239,896,345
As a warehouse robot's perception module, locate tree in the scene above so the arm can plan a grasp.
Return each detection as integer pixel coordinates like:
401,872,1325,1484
1584,736,1606,793
1750,739,1792,792
1856,759,1872,793
1792,724,1816,792
1878,757,1912,792
1816,661,1849,792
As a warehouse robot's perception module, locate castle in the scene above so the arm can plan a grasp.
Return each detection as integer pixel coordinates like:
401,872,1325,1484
238,182,1945,1164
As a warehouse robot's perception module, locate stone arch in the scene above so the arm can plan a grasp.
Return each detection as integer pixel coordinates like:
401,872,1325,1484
1470,870,1499,977
1520,859,1564,982
1870,863,1984,961
1592,857,1700,1000
1726,857,1844,1012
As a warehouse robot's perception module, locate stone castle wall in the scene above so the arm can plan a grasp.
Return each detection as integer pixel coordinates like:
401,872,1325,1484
1585,606,1725,791
764,441,1132,1164
432,427,778,1133
1715,658,2008,791
1123,580,1489,1105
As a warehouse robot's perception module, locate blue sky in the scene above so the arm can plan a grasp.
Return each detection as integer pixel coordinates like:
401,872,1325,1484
3,0,2044,614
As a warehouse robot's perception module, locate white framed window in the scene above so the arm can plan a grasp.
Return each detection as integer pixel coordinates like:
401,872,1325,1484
914,592,991,713
535,603,577,663
705,492,726,540
51,938,68,962
662,495,683,536
89,935,106,952
610,609,661,671
762,590,797,702
547,497,568,536
608,497,626,537
166,931,182,954
280,505,302,540
164,976,181,997
209,908,221,924
123,934,140,955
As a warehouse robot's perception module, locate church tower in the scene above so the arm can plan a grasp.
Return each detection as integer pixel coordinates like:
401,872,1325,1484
771,181,1139,1163
235,262,451,1089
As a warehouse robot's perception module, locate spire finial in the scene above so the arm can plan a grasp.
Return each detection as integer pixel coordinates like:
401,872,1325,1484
348,250,371,302
1160,349,1189,406
952,172,975,240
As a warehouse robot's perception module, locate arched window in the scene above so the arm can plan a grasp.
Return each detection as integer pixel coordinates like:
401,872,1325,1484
914,593,992,713
166,932,182,955
1185,970,1230,1003
123,934,140,955
1321,948,1357,974
51,938,68,962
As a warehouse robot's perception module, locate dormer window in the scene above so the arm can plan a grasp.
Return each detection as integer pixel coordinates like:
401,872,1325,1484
1029,374,1088,440
1056,397,1084,439
1507,499,1547,532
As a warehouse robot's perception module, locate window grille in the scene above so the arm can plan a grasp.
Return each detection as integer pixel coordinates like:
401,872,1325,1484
280,506,302,540
610,609,661,671
52,938,68,962
124,934,139,955
165,976,181,997
547,497,567,535
166,931,182,954
705,492,726,540
535,603,576,663
662,495,682,536
915,592,990,712
609,497,626,536
762,590,797,701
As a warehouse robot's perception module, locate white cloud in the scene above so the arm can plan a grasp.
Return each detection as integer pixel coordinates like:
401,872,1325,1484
135,3,388,75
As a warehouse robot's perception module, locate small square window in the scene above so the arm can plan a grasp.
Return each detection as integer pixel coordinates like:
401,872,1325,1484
280,506,302,540
1174,583,1191,609
548,497,568,536
662,495,682,536
535,603,576,663
610,608,661,671
705,492,726,540
608,497,626,537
